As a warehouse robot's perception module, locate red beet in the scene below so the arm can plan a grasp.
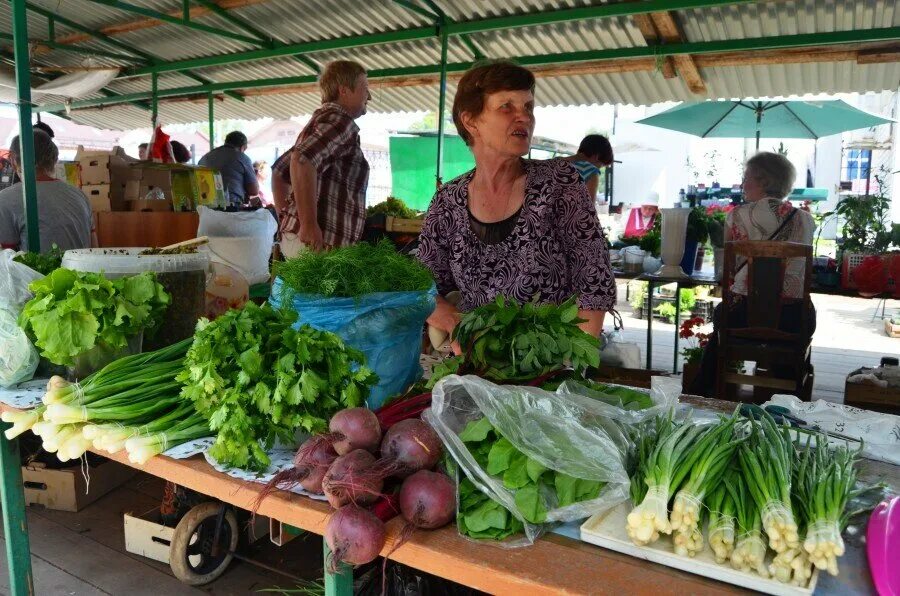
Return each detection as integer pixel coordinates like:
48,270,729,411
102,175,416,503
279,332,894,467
378,419,443,479
398,470,456,529
330,407,382,455
325,505,386,570
253,436,338,513
322,449,383,508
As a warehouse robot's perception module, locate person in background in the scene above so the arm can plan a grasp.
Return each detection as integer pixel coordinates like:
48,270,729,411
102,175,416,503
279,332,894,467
623,191,659,238
271,151,291,215
690,152,816,398
33,120,54,139
198,131,258,206
417,61,615,343
251,160,271,207
138,143,149,160
560,134,613,200
275,60,371,254
0,130,91,252
169,140,192,164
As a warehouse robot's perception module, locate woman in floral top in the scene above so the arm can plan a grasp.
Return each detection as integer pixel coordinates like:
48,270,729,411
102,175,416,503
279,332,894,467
691,152,817,398
417,61,616,343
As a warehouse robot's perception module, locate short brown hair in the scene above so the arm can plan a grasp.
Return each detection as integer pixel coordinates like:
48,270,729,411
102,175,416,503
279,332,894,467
452,61,536,146
319,60,366,103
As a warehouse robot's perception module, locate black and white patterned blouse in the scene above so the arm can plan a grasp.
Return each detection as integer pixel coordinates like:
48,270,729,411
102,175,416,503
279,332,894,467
416,158,616,313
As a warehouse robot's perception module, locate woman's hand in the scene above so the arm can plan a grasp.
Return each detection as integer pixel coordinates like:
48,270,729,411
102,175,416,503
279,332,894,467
427,296,463,355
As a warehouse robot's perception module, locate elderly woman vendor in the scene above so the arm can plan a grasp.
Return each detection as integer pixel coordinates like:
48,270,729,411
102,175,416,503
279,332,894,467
417,61,616,342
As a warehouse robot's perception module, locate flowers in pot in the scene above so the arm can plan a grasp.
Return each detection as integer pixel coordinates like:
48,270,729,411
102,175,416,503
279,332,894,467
679,316,710,365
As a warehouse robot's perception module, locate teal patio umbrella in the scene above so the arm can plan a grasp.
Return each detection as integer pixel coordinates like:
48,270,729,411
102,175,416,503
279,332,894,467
635,99,893,150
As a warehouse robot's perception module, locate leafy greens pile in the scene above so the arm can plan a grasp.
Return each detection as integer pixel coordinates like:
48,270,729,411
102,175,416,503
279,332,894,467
366,197,422,220
13,244,63,275
456,417,603,539
539,375,654,411
274,239,433,299
178,303,377,471
429,296,601,387
19,269,170,366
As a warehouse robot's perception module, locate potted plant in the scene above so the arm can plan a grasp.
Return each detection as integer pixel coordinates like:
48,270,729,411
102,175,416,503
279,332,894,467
629,280,648,319
705,204,732,279
679,316,710,392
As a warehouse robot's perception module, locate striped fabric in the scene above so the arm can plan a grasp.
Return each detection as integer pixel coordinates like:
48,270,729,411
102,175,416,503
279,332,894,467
571,160,601,182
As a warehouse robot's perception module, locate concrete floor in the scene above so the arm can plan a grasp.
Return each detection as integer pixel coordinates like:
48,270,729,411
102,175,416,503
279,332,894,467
613,281,899,402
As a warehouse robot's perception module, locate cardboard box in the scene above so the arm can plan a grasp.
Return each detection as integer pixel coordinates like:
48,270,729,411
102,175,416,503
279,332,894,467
23,459,137,512
123,179,141,201
127,199,172,212
76,146,139,186
884,319,900,338
82,183,112,212
844,368,900,414
124,507,268,564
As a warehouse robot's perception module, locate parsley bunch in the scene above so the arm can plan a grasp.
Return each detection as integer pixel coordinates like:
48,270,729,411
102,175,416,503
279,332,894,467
429,296,601,386
19,269,170,366
13,244,63,275
178,303,377,472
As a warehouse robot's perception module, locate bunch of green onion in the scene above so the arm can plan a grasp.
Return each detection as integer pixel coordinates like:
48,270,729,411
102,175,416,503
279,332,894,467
707,481,736,563
625,414,705,545
738,415,800,554
2,339,209,464
669,410,740,556
727,472,768,577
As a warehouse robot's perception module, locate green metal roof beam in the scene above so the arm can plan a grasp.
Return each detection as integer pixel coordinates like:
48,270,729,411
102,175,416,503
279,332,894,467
128,0,756,76
416,0,486,60
130,26,436,76
190,0,273,45
38,25,900,113
391,0,438,20
81,0,267,46
0,33,139,61
17,0,153,60
445,0,758,36
14,0,245,103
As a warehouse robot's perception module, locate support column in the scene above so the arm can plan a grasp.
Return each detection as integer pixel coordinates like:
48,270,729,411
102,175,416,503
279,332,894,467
435,27,449,189
208,93,215,150
151,73,159,125
0,420,33,596
322,540,352,596
11,0,40,253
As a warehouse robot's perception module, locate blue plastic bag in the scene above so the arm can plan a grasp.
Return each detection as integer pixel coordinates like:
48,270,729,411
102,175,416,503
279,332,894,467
270,277,436,408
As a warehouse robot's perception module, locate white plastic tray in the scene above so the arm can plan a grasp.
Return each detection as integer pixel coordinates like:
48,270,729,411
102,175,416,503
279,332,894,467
580,502,818,596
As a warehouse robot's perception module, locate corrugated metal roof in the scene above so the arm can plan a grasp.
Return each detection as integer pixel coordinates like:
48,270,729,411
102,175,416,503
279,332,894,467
1,0,897,130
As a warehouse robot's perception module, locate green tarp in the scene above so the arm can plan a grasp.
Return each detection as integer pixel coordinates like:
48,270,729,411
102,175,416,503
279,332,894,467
389,135,475,210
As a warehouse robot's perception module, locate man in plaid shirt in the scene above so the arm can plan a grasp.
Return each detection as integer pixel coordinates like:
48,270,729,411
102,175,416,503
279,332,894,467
274,60,371,254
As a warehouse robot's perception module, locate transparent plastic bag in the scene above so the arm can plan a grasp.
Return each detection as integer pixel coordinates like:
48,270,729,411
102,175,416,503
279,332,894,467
424,374,636,545
0,249,43,312
0,307,39,387
555,374,682,423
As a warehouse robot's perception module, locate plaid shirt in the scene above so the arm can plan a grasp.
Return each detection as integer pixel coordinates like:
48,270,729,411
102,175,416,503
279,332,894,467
274,102,369,247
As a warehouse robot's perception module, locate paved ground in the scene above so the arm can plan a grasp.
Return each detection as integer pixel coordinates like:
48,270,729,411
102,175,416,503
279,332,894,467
612,280,899,402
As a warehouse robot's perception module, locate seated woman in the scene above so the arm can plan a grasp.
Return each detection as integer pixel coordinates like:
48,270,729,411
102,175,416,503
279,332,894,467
560,134,613,200
690,151,816,398
417,61,616,343
623,192,659,238
0,130,92,252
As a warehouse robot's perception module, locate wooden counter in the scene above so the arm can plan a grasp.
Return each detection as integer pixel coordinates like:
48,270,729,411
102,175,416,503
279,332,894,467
95,211,199,248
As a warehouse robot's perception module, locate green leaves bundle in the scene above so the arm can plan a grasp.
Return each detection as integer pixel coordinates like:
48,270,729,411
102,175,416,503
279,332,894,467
456,417,603,539
274,239,433,299
19,269,170,366
366,197,421,220
178,303,377,472
13,243,63,275
429,296,600,386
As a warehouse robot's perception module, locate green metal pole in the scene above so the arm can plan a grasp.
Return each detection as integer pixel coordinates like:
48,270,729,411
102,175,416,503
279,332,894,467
151,73,158,125
208,93,215,150
0,423,33,596
322,540,353,596
435,27,449,189
11,0,40,253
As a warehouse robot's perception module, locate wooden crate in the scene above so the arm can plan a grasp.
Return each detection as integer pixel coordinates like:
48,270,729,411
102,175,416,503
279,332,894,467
885,319,900,338
844,369,900,414
23,458,137,512
386,216,424,234
588,365,668,389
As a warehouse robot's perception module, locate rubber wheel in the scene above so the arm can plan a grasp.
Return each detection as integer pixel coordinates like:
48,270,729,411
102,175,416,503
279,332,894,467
169,502,238,586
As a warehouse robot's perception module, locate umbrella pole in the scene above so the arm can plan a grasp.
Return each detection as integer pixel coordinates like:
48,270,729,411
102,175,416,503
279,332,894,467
755,106,762,151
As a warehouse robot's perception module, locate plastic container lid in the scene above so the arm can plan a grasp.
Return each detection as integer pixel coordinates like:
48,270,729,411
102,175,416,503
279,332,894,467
62,248,209,277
